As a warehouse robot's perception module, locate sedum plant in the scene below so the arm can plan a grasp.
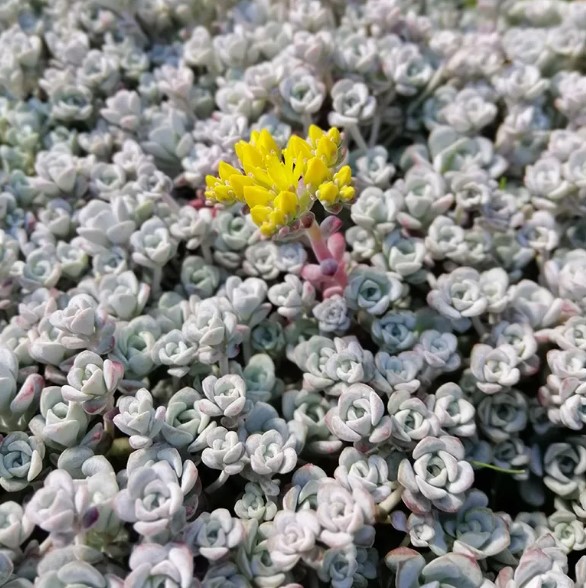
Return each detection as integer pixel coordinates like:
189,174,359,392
2,0,586,585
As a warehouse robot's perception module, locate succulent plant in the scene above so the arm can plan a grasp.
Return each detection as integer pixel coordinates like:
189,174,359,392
3,1,586,584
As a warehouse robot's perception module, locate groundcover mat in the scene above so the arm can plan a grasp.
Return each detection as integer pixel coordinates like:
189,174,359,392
1,0,586,586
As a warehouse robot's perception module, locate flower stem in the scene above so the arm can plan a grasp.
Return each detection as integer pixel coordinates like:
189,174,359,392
378,486,404,514
241,325,252,364
206,470,229,493
219,354,229,376
348,123,369,152
471,460,526,476
369,116,382,150
39,537,53,556
152,266,163,296
369,90,394,148
471,316,486,338
302,113,312,137
200,241,213,265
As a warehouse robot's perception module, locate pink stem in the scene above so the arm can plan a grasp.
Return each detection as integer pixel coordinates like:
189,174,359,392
306,219,331,262
334,263,348,289
305,219,348,291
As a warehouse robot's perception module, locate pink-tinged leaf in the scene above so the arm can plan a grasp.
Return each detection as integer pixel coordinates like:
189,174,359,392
83,397,109,415
323,285,344,298
495,567,514,588
24,212,36,233
103,408,120,435
301,264,325,283
320,215,343,238
534,328,553,344
10,374,44,414
537,385,549,406
433,193,454,213
397,213,422,231
104,359,124,391
81,423,106,449
327,233,346,260
385,547,422,571
181,461,199,495
308,438,343,454
560,377,580,398
425,553,483,583
44,364,68,386
560,299,580,316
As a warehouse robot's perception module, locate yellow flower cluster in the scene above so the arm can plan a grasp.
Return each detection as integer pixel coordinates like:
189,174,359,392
205,125,355,237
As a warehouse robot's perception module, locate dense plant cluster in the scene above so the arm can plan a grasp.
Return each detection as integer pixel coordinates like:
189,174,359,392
2,0,586,586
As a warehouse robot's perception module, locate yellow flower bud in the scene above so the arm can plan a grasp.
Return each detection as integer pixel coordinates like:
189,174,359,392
339,186,356,201
254,129,281,155
250,205,272,226
318,181,339,205
274,190,298,216
303,157,329,187
260,224,276,237
205,176,238,204
317,136,335,156
229,174,254,199
213,184,236,203
250,205,282,237
235,141,263,174
218,161,241,182
316,137,337,167
270,208,286,227
334,165,352,187
327,127,341,146
285,135,313,162
244,185,274,208
308,125,325,144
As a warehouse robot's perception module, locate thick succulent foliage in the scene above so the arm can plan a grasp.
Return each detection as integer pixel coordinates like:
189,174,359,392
2,0,586,585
